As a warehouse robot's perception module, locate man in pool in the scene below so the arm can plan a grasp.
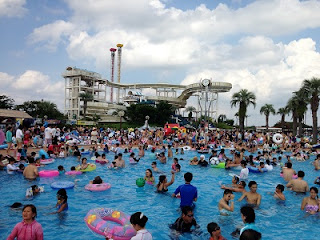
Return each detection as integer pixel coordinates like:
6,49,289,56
282,162,296,182
286,171,309,193
169,206,200,233
115,153,125,168
274,184,285,200
238,181,261,207
221,181,246,193
23,158,39,180
172,172,197,208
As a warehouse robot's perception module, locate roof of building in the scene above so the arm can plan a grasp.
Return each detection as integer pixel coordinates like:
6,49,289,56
0,109,32,119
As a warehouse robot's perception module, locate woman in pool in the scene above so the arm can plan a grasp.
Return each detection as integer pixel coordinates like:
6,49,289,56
130,212,153,240
144,169,155,185
218,189,234,215
54,188,68,213
189,156,199,165
156,171,175,192
301,187,320,214
90,176,103,184
78,158,89,170
7,204,43,240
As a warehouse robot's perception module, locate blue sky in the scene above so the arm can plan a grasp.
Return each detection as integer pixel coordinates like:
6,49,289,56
1,0,320,126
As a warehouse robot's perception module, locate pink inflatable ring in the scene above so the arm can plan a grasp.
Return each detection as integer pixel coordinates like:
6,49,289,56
65,171,82,175
40,158,55,165
39,170,59,177
280,173,298,179
85,183,111,192
84,208,135,240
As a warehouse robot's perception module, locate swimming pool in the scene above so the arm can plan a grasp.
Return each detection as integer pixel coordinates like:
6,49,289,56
1,149,319,240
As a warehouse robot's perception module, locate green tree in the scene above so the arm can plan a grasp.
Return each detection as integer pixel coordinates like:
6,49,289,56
260,104,276,129
218,114,227,123
301,77,320,143
125,104,157,125
277,107,289,130
286,97,298,136
185,106,196,121
0,95,15,109
15,100,64,119
155,101,175,125
79,92,93,118
230,89,256,134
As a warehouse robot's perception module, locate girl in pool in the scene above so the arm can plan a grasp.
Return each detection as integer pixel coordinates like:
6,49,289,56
130,212,153,240
301,187,320,214
54,188,68,213
7,204,43,240
156,171,175,192
90,176,103,184
78,158,89,170
218,189,234,215
144,169,155,185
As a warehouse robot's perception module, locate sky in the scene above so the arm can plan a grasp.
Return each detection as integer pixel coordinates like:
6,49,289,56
1,0,320,126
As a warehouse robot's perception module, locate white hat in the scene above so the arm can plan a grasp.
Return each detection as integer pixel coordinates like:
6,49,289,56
200,154,205,159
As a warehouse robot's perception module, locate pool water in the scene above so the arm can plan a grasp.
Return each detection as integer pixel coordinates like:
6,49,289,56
0,149,319,240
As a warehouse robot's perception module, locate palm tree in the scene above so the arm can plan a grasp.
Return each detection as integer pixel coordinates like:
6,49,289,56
260,104,276,129
185,106,196,121
79,92,93,118
301,77,320,144
230,89,256,134
286,97,298,136
277,107,289,130
218,114,227,123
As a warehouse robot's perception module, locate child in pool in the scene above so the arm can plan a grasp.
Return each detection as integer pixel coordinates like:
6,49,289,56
78,158,89,170
130,212,153,240
90,176,103,184
274,184,285,200
54,188,68,213
172,158,179,171
58,165,65,175
26,185,44,198
144,169,155,184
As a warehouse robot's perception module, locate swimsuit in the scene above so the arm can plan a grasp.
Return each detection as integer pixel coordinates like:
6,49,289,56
305,204,319,213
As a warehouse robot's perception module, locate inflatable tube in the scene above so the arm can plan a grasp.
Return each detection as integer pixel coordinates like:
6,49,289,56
85,183,111,192
95,159,108,164
84,208,135,240
40,158,55,165
248,166,268,173
65,171,82,175
39,170,59,178
182,146,191,151
51,181,75,189
273,133,283,144
81,151,91,156
0,144,8,150
197,149,210,154
76,164,96,172
211,162,225,169
38,149,49,159
280,173,298,179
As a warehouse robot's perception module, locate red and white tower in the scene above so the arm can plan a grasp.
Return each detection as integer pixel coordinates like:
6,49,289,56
116,43,123,103
109,48,117,103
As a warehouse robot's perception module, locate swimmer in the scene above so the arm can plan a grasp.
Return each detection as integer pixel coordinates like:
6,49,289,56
129,152,140,164
190,156,199,165
282,162,296,182
58,165,65,175
238,181,261,207
156,171,175,192
301,187,320,214
78,158,89,170
218,189,234,215
273,184,285,200
90,176,103,184
221,181,246,193
313,154,320,170
53,188,68,213
26,185,44,198
314,176,320,185
172,158,179,171
286,171,309,193
207,222,226,240
151,161,161,173
130,212,153,240
144,169,155,184
98,153,109,163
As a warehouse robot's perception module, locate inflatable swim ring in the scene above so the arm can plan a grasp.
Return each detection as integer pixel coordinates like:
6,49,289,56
38,149,49,159
81,151,91,156
248,166,268,173
280,173,298,179
40,158,55,165
211,162,225,169
39,170,59,177
65,171,82,175
273,133,283,144
197,149,210,154
51,181,75,189
76,164,96,172
182,146,191,151
84,208,135,240
95,159,108,164
85,183,111,192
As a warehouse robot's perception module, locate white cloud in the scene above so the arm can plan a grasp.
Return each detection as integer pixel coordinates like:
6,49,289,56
0,0,26,17
0,71,64,110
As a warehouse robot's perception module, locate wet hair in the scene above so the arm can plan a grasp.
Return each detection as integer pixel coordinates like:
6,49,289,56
159,175,166,183
118,153,122,157
81,158,87,163
130,212,148,228
276,184,284,192
207,222,220,235
58,165,64,171
130,152,135,157
241,160,247,166
92,176,103,184
181,206,193,215
28,158,35,164
184,172,193,182
233,176,239,183
11,202,23,208
31,185,39,191
287,162,292,168
224,189,233,195
70,166,76,171
23,204,37,219
239,181,246,188
310,187,318,195
102,153,106,157
146,169,153,177
241,206,255,223
152,161,157,166
240,229,262,240
57,188,68,202
248,181,257,188
297,171,305,178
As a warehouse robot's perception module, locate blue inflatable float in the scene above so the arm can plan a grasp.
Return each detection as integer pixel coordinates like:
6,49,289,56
38,149,49,159
51,181,75,189
248,166,268,173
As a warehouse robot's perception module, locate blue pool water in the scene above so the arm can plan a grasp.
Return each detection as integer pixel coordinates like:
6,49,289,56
1,149,319,240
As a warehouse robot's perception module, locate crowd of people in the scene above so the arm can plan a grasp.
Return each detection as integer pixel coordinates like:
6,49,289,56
2,122,320,239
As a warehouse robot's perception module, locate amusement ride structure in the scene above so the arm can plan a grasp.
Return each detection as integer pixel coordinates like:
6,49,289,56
63,45,232,123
